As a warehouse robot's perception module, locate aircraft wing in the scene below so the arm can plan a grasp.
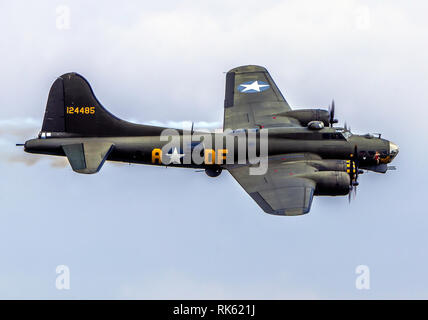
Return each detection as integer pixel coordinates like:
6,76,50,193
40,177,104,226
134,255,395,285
228,154,319,215
224,65,299,130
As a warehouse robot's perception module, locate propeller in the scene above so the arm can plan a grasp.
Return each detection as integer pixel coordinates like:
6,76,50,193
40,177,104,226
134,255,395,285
348,145,360,203
328,100,338,127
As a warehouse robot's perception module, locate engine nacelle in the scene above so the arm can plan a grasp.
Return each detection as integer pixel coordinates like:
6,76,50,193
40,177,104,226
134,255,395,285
281,109,330,127
205,167,222,177
307,159,357,181
310,171,350,196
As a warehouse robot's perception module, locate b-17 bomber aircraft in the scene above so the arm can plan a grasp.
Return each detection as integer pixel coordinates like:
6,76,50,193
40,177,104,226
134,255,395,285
22,65,399,215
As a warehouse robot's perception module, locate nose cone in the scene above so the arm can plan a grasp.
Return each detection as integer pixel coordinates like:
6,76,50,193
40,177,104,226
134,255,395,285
389,141,399,160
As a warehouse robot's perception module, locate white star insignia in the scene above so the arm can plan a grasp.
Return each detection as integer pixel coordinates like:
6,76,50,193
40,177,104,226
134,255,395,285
167,147,185,164
239,80,269,92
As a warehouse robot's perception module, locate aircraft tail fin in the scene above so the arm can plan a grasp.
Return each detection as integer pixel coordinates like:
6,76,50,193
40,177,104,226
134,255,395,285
41,73,165,137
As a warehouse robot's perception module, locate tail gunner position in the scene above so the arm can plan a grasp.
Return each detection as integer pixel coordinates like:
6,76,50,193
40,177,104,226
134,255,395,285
22,66,399,215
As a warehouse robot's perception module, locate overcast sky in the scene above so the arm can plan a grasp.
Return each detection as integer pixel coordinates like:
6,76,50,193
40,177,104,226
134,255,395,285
0,0,426,299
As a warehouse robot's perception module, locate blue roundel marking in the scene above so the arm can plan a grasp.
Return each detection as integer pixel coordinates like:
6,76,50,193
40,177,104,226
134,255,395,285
237,80,270,93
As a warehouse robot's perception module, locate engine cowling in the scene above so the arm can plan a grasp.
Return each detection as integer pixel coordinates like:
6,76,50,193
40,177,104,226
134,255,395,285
280,109,330,127
205,167,222,177
310,171,350,196
308,160,356,179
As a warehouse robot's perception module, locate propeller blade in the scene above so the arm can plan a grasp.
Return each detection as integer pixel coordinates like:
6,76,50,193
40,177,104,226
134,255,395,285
348,186,353,203
353,145,359,168
348,183,358,203
329,99,337,127
349,145,360,204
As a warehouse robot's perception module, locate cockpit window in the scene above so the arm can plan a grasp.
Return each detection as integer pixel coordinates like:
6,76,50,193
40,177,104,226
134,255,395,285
334,128,352,140
322,132,346,140
342,131,352,139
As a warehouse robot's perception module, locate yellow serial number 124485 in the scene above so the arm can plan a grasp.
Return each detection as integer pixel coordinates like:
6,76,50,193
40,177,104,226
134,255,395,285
66,106,95,114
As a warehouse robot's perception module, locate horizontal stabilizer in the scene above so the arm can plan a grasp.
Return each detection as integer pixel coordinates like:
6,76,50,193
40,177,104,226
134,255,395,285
62,141,114,174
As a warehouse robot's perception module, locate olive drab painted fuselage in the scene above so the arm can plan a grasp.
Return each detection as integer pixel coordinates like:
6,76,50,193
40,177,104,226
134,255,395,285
23,65,399,215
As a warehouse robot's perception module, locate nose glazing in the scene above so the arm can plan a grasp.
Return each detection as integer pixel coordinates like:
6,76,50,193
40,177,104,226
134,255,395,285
389,141,399,160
